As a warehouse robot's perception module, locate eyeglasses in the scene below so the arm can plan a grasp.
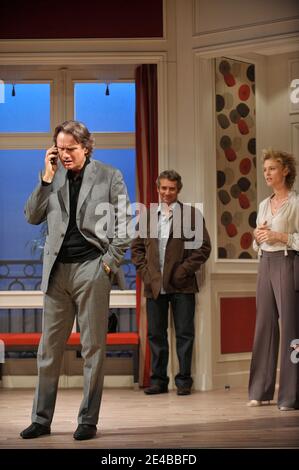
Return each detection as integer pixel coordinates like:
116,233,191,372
57,146,81,153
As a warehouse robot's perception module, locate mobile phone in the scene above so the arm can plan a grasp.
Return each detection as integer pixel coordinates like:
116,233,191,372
50,147,58,165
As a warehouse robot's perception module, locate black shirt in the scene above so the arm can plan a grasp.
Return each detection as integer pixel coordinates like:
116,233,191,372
44,159,101,263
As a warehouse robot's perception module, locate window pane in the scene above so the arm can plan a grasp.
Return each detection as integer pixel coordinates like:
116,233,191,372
75,83,135,132
0,150,45,290
0,84,50,133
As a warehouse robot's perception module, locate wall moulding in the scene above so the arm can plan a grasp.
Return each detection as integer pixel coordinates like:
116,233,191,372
214,291,256,365
192,0,299,43
192,32,299,59
0,51,168,67
0,37,168,54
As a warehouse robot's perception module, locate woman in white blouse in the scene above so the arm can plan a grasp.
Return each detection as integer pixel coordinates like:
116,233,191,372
248,149,299,411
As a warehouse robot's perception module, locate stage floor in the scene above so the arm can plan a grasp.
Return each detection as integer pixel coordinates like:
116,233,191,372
0,387,299,448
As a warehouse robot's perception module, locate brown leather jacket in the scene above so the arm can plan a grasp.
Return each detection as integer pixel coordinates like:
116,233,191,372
131,202,211,299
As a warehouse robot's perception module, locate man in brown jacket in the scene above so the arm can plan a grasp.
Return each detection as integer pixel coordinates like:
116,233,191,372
131,170,211,395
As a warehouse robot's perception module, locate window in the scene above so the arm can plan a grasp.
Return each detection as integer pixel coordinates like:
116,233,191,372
0,83,50,133
0,69,136,295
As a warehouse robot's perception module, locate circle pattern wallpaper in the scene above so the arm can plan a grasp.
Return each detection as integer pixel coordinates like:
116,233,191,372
216,58,257,259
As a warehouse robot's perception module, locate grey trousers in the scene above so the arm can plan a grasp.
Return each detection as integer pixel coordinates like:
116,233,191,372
248,250,299,408
32,257,111,426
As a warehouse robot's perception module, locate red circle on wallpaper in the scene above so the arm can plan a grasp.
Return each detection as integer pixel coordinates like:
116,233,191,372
238,84,250,101
239,193,250,209
226,223,238,237
240,232,253,249
224,73,236,87
224,147,237,161
239,158,252,175
238,119,249,135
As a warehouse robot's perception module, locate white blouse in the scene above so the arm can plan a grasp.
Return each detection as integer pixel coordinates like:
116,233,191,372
253,190,299,253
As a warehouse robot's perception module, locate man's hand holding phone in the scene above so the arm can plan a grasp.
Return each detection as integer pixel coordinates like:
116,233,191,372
43,146,59,183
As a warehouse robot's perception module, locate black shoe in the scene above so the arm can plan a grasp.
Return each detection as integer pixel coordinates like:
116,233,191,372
144,385,168,395
20,422,51,439
73,424,97,441
177,386,191,396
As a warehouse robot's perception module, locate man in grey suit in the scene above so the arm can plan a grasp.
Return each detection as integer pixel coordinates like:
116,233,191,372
20,120,131,440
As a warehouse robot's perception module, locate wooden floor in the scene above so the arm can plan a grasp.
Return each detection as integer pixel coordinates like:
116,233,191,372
0,387,299,448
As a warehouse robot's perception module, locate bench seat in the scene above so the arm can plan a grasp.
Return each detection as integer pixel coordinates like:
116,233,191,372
0,332,139,384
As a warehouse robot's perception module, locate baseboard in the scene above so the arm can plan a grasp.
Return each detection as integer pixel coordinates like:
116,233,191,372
212,370,250,389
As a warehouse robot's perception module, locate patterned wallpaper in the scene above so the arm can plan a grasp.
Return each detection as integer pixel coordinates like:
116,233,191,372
215,58,257,259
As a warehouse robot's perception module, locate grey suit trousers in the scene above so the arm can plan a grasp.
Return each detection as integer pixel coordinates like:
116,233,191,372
248,250,299,408
32,256,111,426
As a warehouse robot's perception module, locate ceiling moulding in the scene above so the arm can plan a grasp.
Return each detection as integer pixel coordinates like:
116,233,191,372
0,38,168,56
193,33,299,58
0,52,168,66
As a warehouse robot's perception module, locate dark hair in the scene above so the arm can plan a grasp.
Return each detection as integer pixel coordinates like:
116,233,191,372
156,169,183,191
53,120,95,158
262,148,296,189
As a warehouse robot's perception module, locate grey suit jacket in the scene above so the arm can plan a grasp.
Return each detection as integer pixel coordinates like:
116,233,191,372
25,159,131,293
